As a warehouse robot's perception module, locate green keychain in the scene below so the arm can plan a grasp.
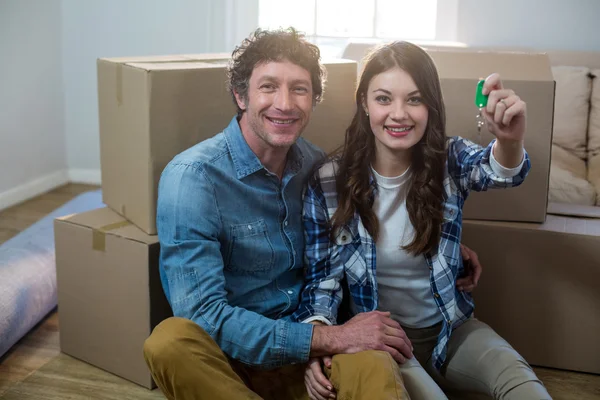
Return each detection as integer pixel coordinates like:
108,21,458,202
475,78,488,143
475,78,488,108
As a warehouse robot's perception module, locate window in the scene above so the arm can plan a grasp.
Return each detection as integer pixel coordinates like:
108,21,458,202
259,0,442,56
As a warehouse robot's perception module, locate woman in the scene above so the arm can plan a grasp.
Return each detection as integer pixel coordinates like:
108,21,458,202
293,42,551,400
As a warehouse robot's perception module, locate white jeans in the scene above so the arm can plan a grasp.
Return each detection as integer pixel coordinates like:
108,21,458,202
398,318,552,400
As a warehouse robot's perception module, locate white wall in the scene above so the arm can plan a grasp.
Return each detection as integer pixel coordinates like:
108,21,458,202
0,0,68,210
62,0,258,182
457,0,600,51
0,0,259,211
61,0,215,180
61,0,259,181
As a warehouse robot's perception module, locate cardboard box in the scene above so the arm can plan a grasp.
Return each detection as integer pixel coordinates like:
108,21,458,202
54,207,172,389
427,50,555,223
462,203,600,374
97,54,356,234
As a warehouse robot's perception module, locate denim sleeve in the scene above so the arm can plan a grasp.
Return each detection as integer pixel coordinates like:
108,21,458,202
447,137,531,196
293,171,343,325
156,162,313,368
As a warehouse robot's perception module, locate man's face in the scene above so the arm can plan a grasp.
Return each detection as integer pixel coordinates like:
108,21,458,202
235,60,314,151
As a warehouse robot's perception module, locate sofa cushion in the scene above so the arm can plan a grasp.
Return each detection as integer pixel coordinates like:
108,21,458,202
549,164,597,206
589,69,600,157
551,144,587,179
551,66,592,159
588,153,600,206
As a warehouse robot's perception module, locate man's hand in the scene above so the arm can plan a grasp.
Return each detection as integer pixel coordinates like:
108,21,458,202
305,356,335,400
457,244,482,292
311,311,413,364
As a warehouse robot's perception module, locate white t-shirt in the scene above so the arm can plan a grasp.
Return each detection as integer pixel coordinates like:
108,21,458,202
372,166,443,328
373,144,524,328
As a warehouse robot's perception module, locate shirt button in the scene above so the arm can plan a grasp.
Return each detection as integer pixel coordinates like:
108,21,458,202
287,290,294,294
447,319,452,325
434,293,440,298
284,221,288,226
341,235,347,241
247,225,252,230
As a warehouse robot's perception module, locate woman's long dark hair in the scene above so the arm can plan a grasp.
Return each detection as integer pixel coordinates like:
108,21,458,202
330,41,447,255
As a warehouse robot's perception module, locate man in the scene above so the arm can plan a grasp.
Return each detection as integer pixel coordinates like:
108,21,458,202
143,28,481,400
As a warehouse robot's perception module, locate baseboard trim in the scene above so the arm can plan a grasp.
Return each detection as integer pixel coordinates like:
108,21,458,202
68,169,102,185
0,169,102,212
0,170,70,211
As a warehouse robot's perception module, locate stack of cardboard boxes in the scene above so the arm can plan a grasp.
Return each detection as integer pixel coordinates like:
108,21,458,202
53,54,358,388
462,203,600,375
427,49,600,375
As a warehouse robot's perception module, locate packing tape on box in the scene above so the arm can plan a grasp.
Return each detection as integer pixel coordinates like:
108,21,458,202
116,63,123,106
92,220,132,252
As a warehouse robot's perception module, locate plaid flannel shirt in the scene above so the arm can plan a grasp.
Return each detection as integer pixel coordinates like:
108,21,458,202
293,137,530,370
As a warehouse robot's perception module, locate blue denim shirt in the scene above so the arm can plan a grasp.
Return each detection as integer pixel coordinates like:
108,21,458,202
156,117,324,368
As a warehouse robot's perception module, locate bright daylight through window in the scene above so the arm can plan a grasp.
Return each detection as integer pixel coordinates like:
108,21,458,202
259,0,438,56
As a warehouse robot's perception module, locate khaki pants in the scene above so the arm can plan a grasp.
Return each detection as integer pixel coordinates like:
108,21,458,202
143,317,410,400
399,318,552,400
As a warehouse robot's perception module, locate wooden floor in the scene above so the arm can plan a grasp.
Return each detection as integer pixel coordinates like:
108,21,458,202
0,184,599,399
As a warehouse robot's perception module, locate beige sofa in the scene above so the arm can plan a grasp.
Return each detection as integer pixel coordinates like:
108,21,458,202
545,51,600,206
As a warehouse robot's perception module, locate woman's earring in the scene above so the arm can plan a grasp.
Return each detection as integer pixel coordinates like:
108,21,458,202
366,112,369,117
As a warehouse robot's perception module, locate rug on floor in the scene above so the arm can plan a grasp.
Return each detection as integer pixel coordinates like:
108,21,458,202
0,190,104,358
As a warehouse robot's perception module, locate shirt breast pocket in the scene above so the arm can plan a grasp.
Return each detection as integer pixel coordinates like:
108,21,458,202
226,219,275,273
334,227,367,287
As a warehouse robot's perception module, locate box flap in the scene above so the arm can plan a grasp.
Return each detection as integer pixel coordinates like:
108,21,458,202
464,212,600,236
99,55,192,63
547,202,600,219
321,58,357,66
56,207,158,245
427,50,553,81
180,52,231,60
99,54,358,72
126,61,225,71
99,53,232,71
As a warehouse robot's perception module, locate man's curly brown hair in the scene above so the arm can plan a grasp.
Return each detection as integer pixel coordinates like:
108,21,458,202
226,27,326,116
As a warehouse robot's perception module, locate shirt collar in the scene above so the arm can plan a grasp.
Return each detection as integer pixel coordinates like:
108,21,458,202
224,116,305,180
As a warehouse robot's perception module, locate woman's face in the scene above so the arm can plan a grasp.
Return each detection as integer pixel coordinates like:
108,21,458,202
363,67,429,160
